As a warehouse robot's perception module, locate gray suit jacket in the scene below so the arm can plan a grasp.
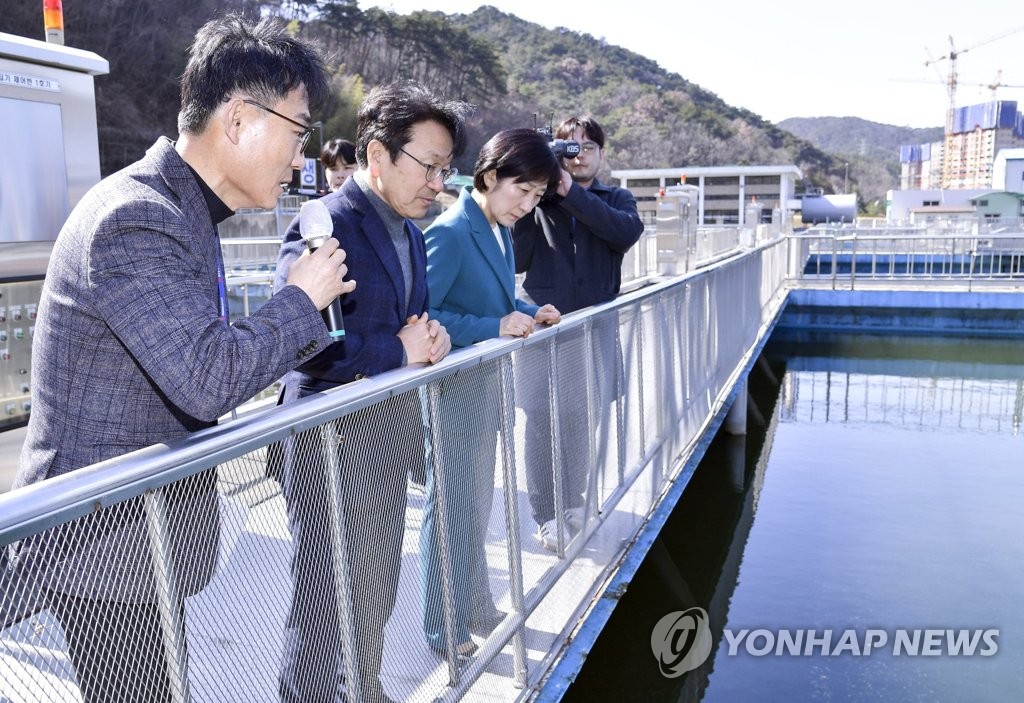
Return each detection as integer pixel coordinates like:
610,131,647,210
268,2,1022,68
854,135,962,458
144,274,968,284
12,137,331,600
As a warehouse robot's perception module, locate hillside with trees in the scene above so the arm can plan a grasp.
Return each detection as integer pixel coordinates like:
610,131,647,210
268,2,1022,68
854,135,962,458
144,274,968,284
777,117,943,162
779,117,944,212
2,1,921,214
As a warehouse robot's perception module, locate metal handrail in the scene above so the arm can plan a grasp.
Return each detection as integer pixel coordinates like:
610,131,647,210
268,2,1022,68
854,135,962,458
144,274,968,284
1,238,791,702
793,228,1024,291
0,261,715,541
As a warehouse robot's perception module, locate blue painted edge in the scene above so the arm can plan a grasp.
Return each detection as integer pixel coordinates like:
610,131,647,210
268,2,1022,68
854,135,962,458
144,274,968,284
533,303,787,701
788,287,1024,311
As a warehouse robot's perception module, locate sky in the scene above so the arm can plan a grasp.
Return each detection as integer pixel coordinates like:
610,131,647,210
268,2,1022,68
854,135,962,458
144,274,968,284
362,0,1024,129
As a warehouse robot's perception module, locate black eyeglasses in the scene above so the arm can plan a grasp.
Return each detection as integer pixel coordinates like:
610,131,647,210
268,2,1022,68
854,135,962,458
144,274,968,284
242,98,314,152
399,147,458,185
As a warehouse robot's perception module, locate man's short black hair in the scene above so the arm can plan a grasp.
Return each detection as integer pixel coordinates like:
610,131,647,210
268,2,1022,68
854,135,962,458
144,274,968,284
355,80,472,167
177,14,330,135
555,116,605,149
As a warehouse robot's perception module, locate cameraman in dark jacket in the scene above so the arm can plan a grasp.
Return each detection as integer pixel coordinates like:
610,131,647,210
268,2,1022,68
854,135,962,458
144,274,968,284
512,116,643,312
512,116,644,551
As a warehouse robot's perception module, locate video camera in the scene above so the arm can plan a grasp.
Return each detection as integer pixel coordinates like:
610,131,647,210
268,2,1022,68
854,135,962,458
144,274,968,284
536,125,581,160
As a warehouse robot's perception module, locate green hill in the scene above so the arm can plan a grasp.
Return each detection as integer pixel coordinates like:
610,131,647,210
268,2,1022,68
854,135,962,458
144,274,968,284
777,117,943,162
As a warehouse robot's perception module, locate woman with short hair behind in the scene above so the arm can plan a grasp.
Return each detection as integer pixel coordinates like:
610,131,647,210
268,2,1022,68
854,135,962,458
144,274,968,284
320,137,356,191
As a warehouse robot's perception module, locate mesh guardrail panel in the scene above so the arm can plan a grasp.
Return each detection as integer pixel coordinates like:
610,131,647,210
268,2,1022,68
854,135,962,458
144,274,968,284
1,240,792,702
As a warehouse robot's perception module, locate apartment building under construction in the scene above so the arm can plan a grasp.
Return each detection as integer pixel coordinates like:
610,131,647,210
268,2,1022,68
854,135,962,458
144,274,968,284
901,99,1024,189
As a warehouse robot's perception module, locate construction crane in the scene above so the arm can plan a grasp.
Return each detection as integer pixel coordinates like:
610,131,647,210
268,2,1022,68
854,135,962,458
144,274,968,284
924,25,1024,133
892,67,1024,101
920,26,1024,190
982,69,1024,100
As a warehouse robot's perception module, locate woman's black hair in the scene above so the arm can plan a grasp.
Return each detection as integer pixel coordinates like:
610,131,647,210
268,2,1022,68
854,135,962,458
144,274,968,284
473,128,561,194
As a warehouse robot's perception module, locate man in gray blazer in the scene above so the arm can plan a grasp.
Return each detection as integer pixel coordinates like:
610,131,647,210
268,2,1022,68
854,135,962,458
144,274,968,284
11,15,352,703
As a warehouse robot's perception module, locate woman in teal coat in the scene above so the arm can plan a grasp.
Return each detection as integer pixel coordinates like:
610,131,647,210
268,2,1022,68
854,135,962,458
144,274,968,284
421,128,561,657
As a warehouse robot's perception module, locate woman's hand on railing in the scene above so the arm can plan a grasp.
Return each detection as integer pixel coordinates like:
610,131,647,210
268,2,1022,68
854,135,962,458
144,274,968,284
534,304,562,327
500,311,536,338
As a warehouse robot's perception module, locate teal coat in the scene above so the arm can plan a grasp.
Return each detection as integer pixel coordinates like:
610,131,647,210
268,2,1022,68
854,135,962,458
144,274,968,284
425,187,538,348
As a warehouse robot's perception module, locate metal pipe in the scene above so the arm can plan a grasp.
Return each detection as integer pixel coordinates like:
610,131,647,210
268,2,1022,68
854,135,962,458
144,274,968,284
143,488,191,703
546,338,567,557
497,356,528,686
424,380,461,684
319,422,361,701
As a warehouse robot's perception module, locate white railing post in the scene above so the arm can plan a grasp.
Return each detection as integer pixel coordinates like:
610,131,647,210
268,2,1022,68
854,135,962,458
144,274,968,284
497,356,528,687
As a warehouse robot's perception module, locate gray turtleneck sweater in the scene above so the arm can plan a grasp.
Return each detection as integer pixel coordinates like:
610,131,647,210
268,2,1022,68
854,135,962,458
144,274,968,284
353,170,414,311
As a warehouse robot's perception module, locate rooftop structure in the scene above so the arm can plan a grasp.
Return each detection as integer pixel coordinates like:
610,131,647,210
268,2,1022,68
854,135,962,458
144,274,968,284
609,165,803,227
992,148,1024,191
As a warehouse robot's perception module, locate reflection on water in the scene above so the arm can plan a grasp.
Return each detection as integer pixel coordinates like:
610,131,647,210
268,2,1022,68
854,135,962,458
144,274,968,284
777,331,1024,435
564,332,1024,703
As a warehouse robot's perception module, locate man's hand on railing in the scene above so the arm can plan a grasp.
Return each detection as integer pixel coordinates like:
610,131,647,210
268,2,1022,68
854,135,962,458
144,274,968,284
400,313,451,365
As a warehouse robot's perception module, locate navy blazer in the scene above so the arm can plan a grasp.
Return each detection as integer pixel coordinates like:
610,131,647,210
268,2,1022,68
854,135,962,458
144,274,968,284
274,175,429,396
425,188,538,348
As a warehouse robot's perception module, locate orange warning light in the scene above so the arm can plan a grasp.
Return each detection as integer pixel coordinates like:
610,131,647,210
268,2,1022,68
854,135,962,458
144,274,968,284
43,0,64,45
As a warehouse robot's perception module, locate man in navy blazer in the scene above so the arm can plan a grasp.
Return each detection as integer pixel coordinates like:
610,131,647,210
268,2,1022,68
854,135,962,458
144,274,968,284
12,16,351,703
273,81,468,703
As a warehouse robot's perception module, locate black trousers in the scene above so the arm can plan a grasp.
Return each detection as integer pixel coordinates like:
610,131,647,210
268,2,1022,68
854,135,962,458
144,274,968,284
49,590,185,703
278,397,421,703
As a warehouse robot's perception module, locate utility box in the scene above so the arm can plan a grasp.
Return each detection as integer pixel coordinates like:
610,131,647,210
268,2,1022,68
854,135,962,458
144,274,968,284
744,201,764,226
655,184,699,275
742,201,764,247
0,32,108,431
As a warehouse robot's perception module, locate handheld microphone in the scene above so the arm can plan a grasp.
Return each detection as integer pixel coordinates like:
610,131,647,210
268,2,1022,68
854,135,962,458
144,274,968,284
298,198,346,339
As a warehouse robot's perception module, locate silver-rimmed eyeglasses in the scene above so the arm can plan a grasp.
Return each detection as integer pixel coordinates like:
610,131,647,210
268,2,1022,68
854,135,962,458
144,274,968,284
242,98,314,152
399,147,458,185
